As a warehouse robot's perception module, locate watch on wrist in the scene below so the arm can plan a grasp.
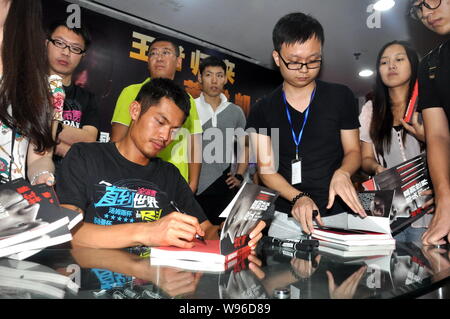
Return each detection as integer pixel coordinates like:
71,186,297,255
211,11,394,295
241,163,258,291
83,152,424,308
234,174,244,182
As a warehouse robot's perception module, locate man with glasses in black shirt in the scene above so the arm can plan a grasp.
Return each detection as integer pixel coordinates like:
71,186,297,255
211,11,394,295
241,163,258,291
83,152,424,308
246,12,366,236
409,0,450,245
46,21,99,170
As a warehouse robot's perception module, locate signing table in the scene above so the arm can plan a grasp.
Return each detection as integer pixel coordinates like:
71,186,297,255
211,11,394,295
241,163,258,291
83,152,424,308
1,239,449,300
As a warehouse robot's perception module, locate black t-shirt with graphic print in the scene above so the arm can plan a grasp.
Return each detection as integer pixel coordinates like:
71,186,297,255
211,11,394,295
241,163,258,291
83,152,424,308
54,84,100,167
246,80,360,216
56,142,206,226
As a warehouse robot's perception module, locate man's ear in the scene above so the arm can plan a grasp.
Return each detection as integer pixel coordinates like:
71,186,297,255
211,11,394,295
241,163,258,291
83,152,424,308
272,50,280,67
129,101,142,121
197,72,202,84
176,55,182,70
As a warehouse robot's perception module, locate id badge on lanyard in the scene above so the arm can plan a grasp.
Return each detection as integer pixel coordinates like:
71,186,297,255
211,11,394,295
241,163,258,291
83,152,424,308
283,87,316,185
291,156,302,185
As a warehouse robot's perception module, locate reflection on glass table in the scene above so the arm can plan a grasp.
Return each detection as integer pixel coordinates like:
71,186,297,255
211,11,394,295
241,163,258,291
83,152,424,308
2,240,448,299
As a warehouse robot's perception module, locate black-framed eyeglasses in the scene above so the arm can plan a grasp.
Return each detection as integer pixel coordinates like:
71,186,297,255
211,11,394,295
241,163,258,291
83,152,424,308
277,52,322,70
148,49,177,59
48,38,86,55
409,0,442,20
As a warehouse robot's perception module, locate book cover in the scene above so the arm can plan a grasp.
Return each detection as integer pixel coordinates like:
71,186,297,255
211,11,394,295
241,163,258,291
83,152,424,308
219,182,279,257
30,183,83,230
0,179,75,256
361,153,432,234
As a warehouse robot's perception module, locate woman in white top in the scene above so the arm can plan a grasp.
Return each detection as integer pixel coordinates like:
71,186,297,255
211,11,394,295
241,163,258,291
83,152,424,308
0,0,63,185
359,40,432,243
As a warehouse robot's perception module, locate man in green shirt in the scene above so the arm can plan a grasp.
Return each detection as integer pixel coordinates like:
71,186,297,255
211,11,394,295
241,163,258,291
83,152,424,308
110,37,202,193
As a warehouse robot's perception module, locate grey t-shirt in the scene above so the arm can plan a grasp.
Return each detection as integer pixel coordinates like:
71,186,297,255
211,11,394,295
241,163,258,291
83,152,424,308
196,95,246,195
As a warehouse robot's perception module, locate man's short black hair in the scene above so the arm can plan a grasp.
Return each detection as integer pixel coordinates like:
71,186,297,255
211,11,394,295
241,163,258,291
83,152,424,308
199,56,227,75
149,37,180,57
47,20,92,50
272,12,324,52
136,78,190,120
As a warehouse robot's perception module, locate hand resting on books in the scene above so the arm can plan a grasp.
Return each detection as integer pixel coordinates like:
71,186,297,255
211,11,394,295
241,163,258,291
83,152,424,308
291,196,324,235
327,169,366,220
422,196,450,246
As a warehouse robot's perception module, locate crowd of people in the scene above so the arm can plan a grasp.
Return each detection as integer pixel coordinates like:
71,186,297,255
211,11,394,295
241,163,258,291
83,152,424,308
0,0,449,251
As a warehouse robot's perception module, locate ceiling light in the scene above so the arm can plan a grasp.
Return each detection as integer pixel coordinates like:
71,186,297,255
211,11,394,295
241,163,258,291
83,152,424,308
359,69,374,77
373,0,395,11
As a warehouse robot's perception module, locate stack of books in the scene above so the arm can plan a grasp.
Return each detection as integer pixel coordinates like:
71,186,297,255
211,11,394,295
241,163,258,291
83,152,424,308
313,228,396,258
0,178,82,260
312,190,397,258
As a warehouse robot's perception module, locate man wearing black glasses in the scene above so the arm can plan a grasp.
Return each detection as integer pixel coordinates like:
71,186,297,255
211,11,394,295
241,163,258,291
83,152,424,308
46,21,99,169
246,12,365,236
410,0,450,245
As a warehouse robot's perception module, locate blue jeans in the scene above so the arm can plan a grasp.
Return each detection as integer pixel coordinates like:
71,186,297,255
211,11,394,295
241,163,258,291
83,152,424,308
394,226,427,244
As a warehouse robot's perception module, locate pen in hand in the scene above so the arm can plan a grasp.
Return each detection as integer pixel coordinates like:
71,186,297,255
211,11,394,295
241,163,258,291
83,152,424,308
170,200,207,245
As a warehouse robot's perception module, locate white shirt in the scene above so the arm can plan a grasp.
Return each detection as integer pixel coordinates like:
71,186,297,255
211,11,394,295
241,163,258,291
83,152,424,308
195,93,231,127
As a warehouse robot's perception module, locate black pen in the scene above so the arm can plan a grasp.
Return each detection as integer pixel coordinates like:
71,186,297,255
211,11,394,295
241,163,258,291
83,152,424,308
170,200,207,245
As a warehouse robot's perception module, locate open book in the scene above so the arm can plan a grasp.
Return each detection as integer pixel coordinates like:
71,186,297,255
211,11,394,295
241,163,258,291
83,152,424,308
150,182,279,271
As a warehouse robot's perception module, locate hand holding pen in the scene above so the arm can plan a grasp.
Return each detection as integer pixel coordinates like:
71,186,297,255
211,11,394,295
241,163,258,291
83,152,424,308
170,201,207,245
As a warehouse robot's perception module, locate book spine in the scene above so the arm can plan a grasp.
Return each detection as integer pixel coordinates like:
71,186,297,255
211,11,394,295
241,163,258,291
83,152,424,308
403,80,419,124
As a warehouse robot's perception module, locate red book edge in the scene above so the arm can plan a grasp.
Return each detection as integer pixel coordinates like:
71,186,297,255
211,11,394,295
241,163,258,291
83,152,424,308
362,178,376,191
403,80,419,124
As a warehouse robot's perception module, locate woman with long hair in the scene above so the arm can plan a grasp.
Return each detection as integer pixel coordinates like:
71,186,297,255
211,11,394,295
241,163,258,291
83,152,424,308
359,40,432,243
0,0,63,185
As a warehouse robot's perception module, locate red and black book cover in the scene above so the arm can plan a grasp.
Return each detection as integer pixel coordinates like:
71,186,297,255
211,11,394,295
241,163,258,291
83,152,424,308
219,183,279,258
362,154,432,234
0,178,70,252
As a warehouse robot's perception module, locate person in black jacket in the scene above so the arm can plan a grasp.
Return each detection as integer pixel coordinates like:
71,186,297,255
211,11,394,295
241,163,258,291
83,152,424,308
409,0,450,245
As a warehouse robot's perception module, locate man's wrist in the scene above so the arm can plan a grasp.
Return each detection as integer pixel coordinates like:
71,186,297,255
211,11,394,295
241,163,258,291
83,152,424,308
134,222,153,247
291,192,311,206
336,168,351,178
234,174,244,183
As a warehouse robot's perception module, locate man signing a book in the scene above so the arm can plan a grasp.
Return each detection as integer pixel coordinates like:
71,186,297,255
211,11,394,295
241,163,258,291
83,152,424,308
56,78,266,249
